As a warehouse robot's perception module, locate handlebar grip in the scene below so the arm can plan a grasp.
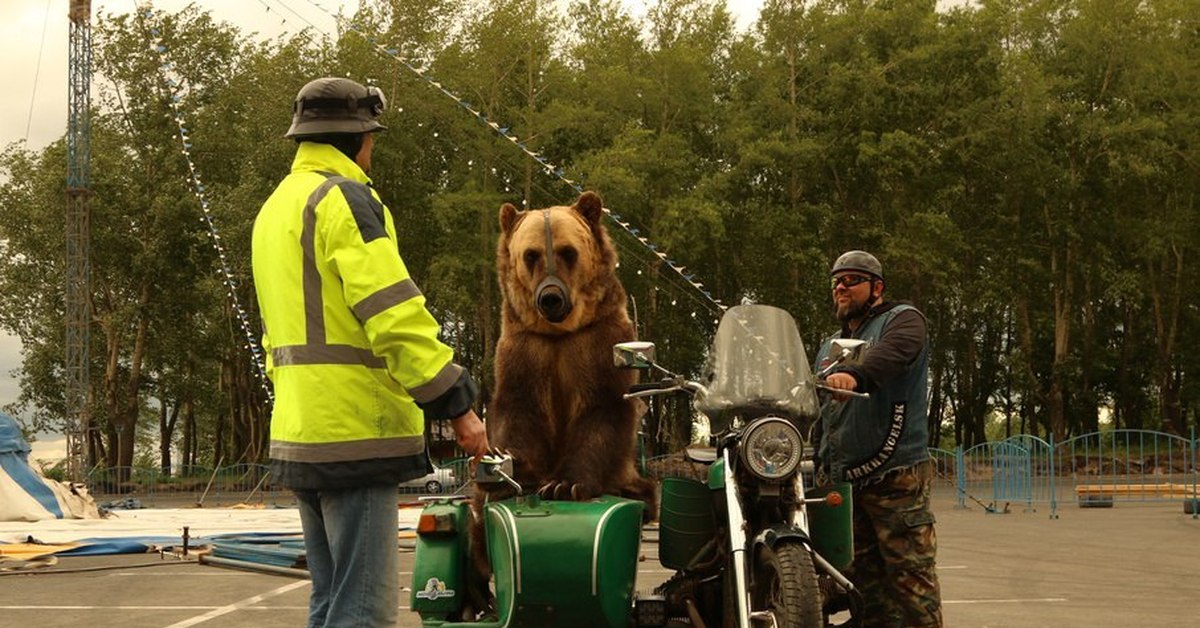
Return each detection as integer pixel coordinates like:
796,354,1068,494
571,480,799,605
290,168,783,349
629,381,672,393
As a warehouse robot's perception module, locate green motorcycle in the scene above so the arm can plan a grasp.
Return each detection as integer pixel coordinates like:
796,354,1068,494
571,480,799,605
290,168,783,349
410,304,860,627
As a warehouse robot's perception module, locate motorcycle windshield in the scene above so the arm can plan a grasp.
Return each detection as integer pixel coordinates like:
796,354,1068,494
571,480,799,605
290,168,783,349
695,304,819,431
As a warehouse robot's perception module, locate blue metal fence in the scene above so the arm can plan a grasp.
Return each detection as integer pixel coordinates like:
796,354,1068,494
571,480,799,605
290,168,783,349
86,459,475,507
83,430,1199,517
938,429,1198,518
643,429,1197,519
85,463,285,507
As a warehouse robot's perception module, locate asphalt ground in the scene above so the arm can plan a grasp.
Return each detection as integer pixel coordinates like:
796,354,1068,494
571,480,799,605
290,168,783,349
2,488,1197,627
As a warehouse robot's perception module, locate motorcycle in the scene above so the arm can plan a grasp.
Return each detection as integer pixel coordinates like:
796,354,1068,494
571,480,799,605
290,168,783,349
410,303,864,627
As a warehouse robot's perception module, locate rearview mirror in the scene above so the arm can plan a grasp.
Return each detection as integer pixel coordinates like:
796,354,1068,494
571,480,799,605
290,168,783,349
613,341,656,369
829,339,868,366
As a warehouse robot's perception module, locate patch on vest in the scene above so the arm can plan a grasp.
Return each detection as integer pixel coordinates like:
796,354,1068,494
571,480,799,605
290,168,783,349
845,401,906,482
336,180,388,243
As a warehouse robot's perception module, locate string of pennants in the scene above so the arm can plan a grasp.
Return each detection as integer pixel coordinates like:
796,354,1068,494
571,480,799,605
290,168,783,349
139,5,275,405
136,0,733,409
307,4,726,314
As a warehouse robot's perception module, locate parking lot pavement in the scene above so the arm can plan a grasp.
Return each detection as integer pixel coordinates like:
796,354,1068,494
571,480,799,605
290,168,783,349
2,494,1197,627
935,496,1200,627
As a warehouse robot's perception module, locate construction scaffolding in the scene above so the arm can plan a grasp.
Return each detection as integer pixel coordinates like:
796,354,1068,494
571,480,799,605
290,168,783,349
65,0,93,480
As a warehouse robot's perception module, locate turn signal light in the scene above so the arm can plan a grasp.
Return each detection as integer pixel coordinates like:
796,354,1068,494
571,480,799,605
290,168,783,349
417,513,457,536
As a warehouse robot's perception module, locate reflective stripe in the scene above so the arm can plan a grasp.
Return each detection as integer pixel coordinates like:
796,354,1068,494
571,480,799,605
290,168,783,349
352,279,421,322
272,344,386,368
301,176,349,344
270,435,425,463
408,362,463,404
289,173,456,403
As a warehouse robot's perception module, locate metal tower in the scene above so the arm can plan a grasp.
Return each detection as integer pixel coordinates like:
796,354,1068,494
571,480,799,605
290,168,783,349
65,0,92,480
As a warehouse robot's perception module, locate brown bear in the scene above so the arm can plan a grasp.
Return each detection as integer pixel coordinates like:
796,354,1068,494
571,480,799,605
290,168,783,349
488,190,655,505
460,191,655,618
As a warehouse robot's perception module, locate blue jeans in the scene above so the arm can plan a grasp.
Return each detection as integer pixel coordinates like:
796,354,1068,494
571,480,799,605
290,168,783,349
295,485,400,627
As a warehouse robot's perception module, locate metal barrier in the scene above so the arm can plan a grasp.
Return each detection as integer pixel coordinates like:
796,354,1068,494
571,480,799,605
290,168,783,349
938,429,1198,518
86,464,286,507
398,457,471,496
958,436,1056,513
1057,430,1195,506
81,429,1200,518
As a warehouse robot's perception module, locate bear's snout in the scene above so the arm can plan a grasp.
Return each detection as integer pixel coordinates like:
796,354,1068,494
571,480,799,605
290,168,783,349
535,276,573,323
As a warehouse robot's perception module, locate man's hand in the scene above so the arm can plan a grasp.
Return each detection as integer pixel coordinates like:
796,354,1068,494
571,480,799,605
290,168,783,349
825,372,859,402
450,410,489,457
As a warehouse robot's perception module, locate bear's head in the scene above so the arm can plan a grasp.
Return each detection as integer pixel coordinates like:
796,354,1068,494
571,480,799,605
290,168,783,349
497,191,626,334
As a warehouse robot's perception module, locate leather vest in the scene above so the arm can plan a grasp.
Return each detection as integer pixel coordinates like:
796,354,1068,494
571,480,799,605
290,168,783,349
815,304,930,484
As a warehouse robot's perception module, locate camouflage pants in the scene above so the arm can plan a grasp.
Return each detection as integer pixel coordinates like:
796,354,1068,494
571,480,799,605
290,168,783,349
848,460,943,628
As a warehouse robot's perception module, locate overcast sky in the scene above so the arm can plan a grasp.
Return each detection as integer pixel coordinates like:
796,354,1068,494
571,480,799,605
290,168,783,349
1,0,766,462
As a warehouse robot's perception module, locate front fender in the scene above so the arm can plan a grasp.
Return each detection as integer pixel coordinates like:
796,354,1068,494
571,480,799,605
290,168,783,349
752,524,811,553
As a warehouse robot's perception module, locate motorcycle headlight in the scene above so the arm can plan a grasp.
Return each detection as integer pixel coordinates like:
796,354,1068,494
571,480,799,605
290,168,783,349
741,417,804,481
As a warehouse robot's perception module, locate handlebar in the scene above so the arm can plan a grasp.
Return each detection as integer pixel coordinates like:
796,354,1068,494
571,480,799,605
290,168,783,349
628,381,674,394
815,382,870,399
628,379,867,401
624,378,709,400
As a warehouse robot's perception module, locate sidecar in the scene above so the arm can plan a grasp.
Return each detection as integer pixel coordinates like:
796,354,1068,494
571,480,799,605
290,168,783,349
411,493,646,627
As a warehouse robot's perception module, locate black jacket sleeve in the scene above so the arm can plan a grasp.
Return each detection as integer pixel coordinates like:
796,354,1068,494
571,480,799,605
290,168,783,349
839,308,926,393
415,369,478,422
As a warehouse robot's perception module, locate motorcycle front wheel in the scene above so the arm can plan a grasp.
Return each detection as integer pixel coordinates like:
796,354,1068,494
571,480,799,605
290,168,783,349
752,540,823,628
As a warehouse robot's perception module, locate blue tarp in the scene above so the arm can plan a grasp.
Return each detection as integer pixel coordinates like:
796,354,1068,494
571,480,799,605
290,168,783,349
0,412,64,520
54,537,175,556
1,532,306,557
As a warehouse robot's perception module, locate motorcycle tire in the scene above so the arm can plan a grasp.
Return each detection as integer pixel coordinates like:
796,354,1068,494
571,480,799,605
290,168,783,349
751,540,823,628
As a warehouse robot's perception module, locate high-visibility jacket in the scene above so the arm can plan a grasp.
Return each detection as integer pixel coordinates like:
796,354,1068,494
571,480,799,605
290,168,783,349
252,142,476,490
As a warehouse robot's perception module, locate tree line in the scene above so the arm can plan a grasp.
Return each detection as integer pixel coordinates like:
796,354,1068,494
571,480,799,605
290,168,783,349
0,0,1195,472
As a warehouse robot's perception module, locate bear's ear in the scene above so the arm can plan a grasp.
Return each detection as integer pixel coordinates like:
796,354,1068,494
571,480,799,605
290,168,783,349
499,203,520,235
574,191,604,228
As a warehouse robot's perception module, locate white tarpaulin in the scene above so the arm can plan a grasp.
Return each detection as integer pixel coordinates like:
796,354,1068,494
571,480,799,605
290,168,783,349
0,412,99,522
0,506,423,544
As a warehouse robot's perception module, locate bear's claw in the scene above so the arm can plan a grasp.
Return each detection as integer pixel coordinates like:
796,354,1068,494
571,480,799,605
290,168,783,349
537,481,599,501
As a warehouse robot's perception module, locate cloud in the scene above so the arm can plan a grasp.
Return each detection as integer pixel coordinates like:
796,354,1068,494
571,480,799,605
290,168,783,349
0,332,20,412
29,434,67,466
1,1,351,153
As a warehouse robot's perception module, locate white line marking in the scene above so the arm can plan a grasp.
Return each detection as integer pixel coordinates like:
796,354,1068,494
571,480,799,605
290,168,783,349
1,604,415,611
2,606,220,611
109,572,260,577
162,580,311,627
944,598,1067,604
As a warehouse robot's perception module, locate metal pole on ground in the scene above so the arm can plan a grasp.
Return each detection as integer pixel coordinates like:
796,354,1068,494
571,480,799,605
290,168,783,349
955,445,966,510
1049,433,1058,519
196,457,223,507
200,554,311,579
1191,427,1197,520
244,470,271,505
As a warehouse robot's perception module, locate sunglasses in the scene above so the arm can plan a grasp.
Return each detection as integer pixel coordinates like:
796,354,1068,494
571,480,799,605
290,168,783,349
831,275,872,290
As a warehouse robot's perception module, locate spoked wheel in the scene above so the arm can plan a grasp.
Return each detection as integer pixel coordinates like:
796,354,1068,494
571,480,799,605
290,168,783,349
751,540,823,628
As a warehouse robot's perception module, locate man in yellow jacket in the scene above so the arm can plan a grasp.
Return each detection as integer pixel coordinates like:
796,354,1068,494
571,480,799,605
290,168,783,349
252,77,488,627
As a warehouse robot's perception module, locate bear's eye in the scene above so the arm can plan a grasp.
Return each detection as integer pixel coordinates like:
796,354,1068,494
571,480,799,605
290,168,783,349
558,246,578,269
523,250,541,271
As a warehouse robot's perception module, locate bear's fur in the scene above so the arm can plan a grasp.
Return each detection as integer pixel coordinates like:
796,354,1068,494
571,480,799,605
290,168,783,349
489,190,654,504
461,191,654,618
